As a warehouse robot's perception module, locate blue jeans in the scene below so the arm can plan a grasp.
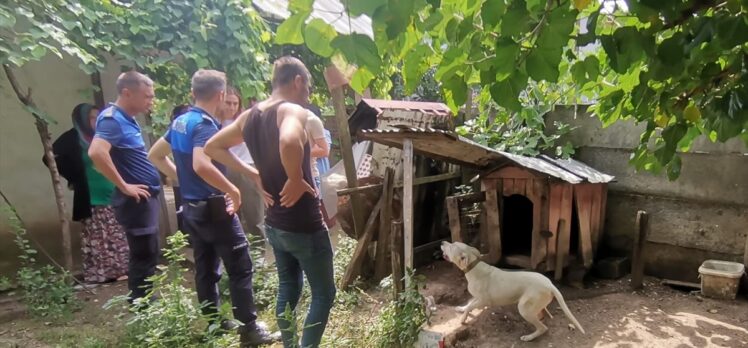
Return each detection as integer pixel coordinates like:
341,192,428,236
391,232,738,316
266,225,336,348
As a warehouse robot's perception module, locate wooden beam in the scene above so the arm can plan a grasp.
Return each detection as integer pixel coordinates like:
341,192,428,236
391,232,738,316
446,196,462,242
336,171,462,196
340,195,384,289
574,185,594,268
330,85,365,241
391,220,404,295
482,180,502,264
554,219,567,281
631,210,649,290
374,168,395,281
403,139,414,284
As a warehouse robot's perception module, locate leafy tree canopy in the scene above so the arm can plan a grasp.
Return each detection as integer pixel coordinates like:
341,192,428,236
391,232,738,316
1,0,272,132
279,0,748,179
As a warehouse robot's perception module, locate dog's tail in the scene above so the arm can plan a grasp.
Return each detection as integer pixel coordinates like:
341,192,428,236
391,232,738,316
551,287,585,334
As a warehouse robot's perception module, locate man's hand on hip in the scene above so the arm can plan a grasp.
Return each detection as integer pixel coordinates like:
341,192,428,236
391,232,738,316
121,183,151,202
279,178,315,208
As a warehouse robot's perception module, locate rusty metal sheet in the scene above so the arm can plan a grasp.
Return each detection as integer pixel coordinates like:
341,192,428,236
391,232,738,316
497,152,584,184
360,128,505,168
540,155,615,183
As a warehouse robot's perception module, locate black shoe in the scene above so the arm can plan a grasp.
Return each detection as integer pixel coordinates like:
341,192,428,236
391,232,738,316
239,321,281,347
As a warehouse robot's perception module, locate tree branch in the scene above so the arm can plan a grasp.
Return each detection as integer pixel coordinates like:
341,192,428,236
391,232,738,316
2,64,32,106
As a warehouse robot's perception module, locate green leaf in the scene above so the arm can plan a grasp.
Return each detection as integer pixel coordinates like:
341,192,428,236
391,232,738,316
275,13,307,45
402,44,430,93
526,0,545,12
331,34,383,74
347,0,387,17
0,6,15,28
666,155,681,180
443,74,468,109
536,8,578,49
384,0,414,39
656,33,684,66
289,0,314,13
350,67,375,93
501,0,530,38
481,0,506,30
601,27,645,73
583,55,599,80
526,46,562,82
494,38,519,76
716,14,748,49
490,71,528,111
303,19,337,57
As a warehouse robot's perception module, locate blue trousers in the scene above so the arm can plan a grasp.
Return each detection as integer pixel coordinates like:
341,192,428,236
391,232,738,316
266,225,336,348
111,191,161,301
183,201,258,326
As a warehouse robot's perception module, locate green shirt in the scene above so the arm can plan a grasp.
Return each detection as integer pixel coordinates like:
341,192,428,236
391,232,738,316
81,149,115,206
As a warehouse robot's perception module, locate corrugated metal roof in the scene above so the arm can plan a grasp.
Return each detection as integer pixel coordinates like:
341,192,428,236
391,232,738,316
252,0,373,38
359,128,615,184
540,155,616,184
360,99,452,116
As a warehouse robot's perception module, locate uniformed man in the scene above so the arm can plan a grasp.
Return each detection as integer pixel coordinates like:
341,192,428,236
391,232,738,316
148,69,279,346
88,71,160,302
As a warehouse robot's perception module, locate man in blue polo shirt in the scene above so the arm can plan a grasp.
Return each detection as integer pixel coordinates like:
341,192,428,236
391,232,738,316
148,69,278,346
88,71,161,302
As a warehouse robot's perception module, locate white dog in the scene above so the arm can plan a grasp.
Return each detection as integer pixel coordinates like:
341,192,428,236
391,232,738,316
440,241,585,341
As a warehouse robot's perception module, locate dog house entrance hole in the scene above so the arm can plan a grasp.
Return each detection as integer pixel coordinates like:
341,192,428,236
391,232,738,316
500,194,533,265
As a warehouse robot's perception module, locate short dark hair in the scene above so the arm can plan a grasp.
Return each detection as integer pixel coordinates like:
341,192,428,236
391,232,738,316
192,69,226,101
271,56,310,89
171,104,190,121
116,71,153,94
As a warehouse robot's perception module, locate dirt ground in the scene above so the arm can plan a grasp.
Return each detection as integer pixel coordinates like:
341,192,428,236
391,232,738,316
2,260,748,348
418,261,748,348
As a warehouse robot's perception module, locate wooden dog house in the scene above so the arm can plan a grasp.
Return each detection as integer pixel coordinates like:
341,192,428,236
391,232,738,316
360,127,614,280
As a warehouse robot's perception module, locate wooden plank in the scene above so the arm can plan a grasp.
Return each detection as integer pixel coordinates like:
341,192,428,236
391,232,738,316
557,184,574,279
502,178,514,196
374,168,396,281
340,195,384,289
330,85,366,242
631,210,649,290
538,180,550,271
554,219,568,281
336,171,461,196
391,220,404,295
574,185,594,268
452,191,486,205
590,184,603,255
514,179,527,196
600,184,609,249
528,180,544,269
547,184,564,272
446,196,462,242
661,279,700,290
482,181,502,264
403,139,414,282
486,166,537,180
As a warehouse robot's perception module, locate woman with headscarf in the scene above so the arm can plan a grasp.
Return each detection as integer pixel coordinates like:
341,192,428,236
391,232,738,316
44,103,129,283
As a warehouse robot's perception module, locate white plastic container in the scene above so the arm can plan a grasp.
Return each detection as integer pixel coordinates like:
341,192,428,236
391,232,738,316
698,260,745,300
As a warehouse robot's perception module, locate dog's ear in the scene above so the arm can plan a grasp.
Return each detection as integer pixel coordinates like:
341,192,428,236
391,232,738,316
466,245,481,258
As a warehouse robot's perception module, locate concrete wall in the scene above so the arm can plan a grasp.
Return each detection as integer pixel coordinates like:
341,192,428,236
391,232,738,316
547,106,748,282
0,56,118,277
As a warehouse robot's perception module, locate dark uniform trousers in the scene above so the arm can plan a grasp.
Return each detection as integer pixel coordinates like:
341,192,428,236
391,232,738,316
182,200,258,326
111,191,161,301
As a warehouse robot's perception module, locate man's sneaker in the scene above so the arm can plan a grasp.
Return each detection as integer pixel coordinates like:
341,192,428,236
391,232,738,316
239,322,281,347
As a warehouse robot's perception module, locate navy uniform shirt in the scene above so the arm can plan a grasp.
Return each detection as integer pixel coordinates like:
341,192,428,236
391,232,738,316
165,107,225,201
94,104,161,194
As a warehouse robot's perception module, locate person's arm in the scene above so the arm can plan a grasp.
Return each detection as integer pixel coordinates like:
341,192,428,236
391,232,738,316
89,138,150,201
204,111,261,181
306,114,329,157
311,137,330,158
147,137,177,181
89,118,150,201
278,104,315,207
192,122,242,212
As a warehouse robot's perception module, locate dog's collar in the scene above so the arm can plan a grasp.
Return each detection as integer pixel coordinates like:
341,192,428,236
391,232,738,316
463,258,480,273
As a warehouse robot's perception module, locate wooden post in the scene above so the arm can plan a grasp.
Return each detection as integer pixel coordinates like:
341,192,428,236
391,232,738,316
482,180,502,264
340,195,384,289
330,86,366,242
391,220,404,295
631,210,649,290
374,168,395,280
446,196,462,242
402,139,414,285
554,219,567,281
